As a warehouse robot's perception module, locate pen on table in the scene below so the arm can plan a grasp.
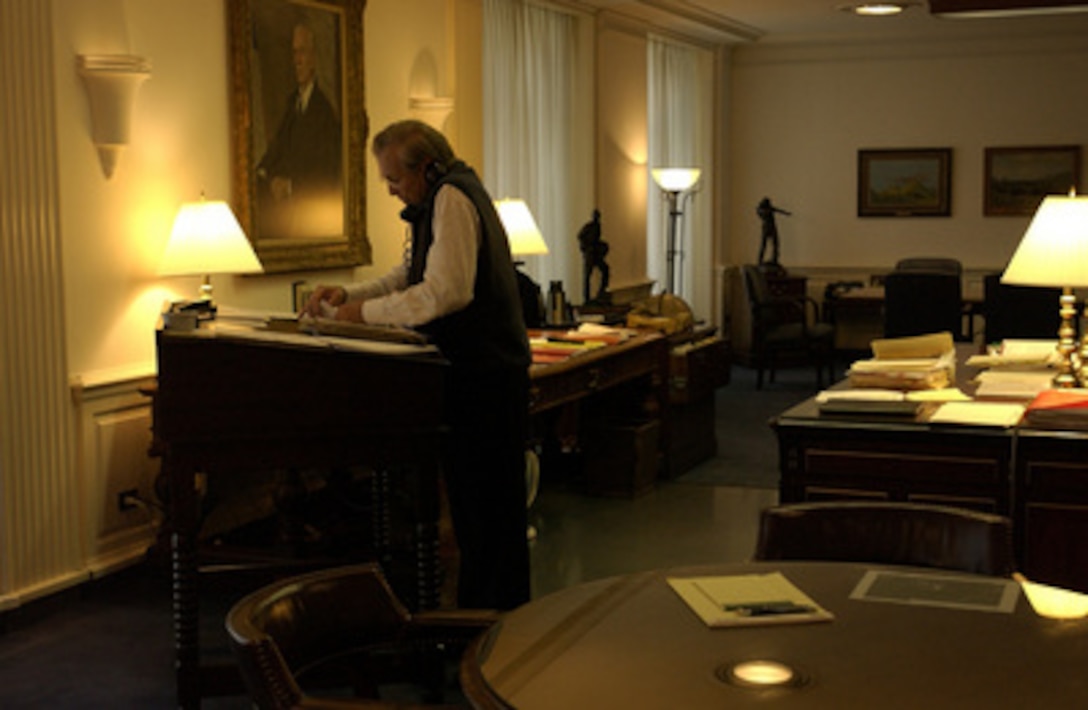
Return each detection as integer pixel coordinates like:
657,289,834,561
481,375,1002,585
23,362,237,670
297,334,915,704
723,601,816,616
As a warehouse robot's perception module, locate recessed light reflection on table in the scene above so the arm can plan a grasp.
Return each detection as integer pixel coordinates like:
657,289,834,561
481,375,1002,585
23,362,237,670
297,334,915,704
722,659,807,689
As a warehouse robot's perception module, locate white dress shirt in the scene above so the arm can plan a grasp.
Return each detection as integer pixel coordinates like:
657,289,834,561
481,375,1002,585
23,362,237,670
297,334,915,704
345,185,481,327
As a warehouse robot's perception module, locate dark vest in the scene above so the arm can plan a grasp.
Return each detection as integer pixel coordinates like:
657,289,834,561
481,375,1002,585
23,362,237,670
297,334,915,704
401,162,530,372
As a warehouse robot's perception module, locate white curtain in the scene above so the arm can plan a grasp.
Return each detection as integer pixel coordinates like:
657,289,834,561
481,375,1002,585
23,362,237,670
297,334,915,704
483,0,584,296
647,36,712,314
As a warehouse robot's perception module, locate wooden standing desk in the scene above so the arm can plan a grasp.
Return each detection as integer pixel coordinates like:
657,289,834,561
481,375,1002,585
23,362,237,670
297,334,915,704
155,324,672,706
462,561,1088,709
155,324,449,709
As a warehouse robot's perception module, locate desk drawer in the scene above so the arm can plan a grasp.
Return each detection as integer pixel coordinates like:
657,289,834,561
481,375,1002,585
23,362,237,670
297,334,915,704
530,341,663,413
779,430,1011,514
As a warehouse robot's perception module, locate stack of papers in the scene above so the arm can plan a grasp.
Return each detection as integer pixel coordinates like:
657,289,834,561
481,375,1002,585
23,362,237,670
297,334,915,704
973,370,1055,400
528,324,631,364
667,572,833,628
847,332,956,391
929,401,1025,428
966,339,1059,370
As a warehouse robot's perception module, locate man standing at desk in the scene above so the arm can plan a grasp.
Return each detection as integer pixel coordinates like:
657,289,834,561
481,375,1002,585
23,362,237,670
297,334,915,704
303,120,531,610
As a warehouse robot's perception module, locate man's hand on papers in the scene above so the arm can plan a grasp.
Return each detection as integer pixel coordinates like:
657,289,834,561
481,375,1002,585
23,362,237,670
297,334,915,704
300,285,347,318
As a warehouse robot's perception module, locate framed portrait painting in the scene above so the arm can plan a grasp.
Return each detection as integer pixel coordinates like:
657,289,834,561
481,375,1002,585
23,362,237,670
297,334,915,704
984,145,1081,216
858,148,952,218
228,0,369,273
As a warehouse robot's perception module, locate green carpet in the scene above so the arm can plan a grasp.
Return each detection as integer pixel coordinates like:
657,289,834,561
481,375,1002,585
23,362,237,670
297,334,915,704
673,363,824,489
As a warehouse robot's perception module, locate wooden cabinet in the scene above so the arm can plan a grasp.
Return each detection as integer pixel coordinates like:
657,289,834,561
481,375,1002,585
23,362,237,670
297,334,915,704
1015,430,1088,593
773,397,1088,593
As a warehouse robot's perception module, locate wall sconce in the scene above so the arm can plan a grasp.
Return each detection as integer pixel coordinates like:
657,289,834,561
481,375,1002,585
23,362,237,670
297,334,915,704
651,168,701,295
77,54,151,179
408,95,455,130
159,196,263,313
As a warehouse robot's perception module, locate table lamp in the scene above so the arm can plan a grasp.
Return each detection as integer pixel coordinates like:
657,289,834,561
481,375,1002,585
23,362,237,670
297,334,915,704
1001,190,1088,388
651,168,701,294
495,198,549,327
159,196,263,312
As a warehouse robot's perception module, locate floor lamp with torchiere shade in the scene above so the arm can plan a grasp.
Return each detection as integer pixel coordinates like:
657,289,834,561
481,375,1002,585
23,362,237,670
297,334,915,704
1001,190,1088,388
651,168,701,295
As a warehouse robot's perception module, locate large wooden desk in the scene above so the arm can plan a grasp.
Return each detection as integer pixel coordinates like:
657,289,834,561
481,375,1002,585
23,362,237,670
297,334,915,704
527,330,667,416
772,366,1088,593
155,324,449,708
527,330,669,497
462,561,1088,708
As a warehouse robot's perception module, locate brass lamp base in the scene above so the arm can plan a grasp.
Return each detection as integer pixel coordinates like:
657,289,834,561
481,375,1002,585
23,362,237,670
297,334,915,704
1054,287,1078,388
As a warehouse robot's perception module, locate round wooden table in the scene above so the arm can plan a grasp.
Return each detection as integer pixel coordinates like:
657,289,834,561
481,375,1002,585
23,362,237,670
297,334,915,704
461,561,1088,709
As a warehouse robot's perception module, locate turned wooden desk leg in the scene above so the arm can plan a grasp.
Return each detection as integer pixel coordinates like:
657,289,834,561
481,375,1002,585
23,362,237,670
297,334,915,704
411,463,442,611
168,456,201,710
371,468,392,565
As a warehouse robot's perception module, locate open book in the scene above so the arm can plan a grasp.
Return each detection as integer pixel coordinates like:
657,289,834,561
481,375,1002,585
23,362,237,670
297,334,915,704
667,572,833,628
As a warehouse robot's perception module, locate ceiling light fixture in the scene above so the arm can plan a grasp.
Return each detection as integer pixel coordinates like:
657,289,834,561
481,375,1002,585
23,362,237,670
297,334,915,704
839,2,913,16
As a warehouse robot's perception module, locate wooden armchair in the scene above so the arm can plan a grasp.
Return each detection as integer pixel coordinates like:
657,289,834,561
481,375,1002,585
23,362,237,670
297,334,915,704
226,563,498,709
742,264,835,389
755,501,1016,577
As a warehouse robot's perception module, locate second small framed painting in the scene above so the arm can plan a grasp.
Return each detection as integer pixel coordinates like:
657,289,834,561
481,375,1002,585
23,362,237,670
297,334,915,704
984,145,1081,216
858,148,952,217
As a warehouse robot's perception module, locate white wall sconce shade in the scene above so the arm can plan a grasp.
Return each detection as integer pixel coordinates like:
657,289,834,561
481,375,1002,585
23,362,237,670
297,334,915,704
408,95,455,130
77,54,151,179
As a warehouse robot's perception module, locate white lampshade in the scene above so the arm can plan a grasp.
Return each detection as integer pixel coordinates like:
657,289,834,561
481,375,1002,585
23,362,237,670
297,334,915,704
651,168,701,193
495,198,549,257
1016,574,1088,619
160,198,263,300
1002,193,1088,287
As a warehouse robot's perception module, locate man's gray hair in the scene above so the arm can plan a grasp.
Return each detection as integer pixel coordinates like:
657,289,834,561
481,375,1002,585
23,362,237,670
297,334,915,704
372,119,455,171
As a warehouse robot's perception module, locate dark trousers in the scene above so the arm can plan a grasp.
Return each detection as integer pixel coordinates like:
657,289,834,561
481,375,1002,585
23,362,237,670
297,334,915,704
443,365,530,610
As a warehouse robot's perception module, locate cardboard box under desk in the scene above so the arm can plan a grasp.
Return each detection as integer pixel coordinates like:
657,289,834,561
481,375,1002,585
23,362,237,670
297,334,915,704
582,418,661,498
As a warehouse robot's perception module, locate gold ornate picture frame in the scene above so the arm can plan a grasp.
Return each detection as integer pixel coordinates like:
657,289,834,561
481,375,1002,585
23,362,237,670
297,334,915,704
228,0,369,273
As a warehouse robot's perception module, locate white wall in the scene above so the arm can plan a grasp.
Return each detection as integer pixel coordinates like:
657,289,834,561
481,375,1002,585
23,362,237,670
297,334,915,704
728,32,1088,273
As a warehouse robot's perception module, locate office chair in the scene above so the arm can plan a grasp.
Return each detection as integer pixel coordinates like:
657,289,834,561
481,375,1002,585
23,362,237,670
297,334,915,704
982,272,1063,345
226,563,498,709
742,264,835,389
882,270,966,341
754,501,1016,577
894,257,963,276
